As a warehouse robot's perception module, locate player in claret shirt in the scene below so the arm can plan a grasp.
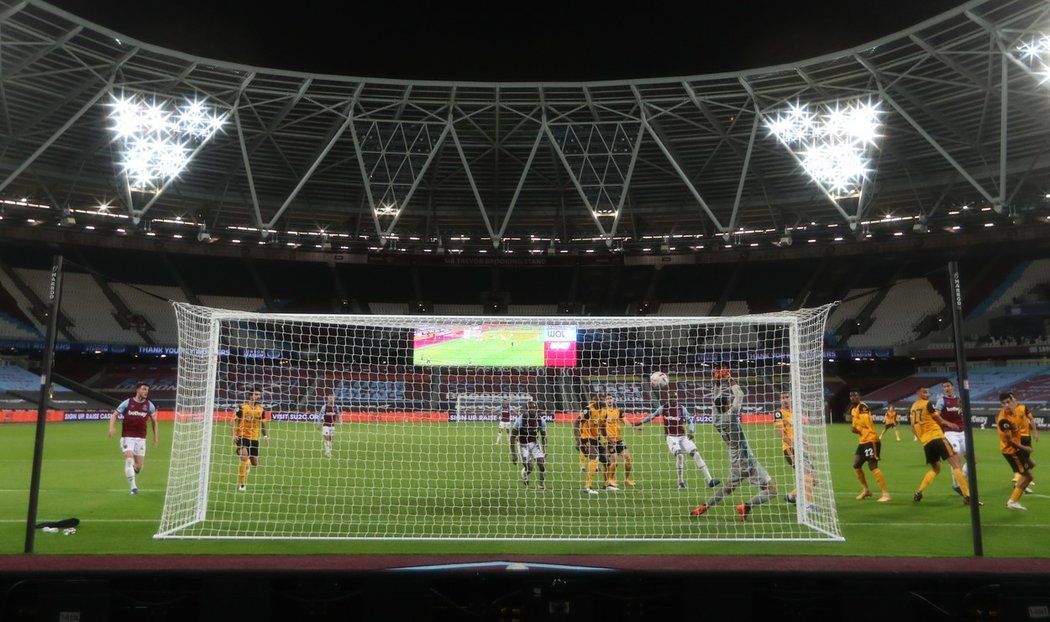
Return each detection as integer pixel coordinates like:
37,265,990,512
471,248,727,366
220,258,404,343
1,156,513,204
107,382,158,495
511,401,548,490
495,398,514,445
633,395,719,490
316,392,338,458
934,380,969,496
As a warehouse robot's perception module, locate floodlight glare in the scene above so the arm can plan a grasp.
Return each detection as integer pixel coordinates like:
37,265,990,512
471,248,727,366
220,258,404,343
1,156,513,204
107,93,226,190
1014,35,1050,83
767,99,883,198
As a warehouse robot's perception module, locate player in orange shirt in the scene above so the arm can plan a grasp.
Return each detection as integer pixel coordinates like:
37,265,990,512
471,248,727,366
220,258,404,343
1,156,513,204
848,391,890,502
998,392,1036,510
910,387,971,505
232,386,269,491
880,405,901,442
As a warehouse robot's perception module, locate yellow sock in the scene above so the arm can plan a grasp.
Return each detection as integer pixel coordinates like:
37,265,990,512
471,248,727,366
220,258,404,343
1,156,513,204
585,459,598,488
238,461,248,486
605,462,616,483
625,455,633,478
580,453,587,470
1010,486,1025,503
790,487,797,498
918,470,937,493
854,468,868,489
951,468,970,496
872,468,888,493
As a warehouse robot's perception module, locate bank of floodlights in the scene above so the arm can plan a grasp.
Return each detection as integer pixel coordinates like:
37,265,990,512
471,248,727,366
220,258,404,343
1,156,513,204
1014,34,1050,83
108,93,226,191
766,99,882,198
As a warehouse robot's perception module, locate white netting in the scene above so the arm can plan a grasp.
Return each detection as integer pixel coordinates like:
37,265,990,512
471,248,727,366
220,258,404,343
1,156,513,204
157,303,840,541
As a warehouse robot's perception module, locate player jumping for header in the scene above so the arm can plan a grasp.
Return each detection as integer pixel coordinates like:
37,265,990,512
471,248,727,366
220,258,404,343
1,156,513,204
631,395,719,490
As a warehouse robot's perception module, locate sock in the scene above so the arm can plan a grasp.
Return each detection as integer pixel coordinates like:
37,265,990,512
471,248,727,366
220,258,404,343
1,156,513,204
585,459,598,488
872,468,888,493
238,461,249,486
1013,473,1021,484
895,429,900,441
538,462,546,483
691,452,713,482
134,466,141,474
790,488,797,499
918,469,937,493
747,487,775,508
625,455,633,478
324,440,332,455
580,453,587,470
853,468,868,490
1010,486,1024,503
951,468,970,496
706,484,731,508
124,457,136,489
605,462,616,483
676,454,685,484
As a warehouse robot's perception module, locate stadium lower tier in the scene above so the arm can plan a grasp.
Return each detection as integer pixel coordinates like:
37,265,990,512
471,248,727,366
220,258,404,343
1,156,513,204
0,422,1046,556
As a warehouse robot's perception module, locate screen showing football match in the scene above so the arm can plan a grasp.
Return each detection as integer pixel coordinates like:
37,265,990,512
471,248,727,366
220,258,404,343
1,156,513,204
413,325,577,367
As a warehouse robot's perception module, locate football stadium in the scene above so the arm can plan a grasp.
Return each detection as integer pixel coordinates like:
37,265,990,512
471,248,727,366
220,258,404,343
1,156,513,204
1,0,1050,618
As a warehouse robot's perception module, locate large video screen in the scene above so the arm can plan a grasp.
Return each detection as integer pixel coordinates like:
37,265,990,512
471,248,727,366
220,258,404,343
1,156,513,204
413,325,577,367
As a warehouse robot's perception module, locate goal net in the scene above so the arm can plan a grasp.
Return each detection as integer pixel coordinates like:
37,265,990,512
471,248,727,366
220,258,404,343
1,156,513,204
157,303,840,541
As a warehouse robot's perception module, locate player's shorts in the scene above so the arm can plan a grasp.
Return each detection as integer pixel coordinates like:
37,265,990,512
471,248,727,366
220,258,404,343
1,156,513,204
321,425,334,437
1021,435,1032,448
236,437,260,458
518,441,545,463
1003,450,1035,474
945,431,966,456
728,458,772,487
884,422,897,429
922,437,954,465
783,447,795,467
499,420,513,430
579,438,601,455
855,441,882,462
119,437,146,457
606,441,626,455
666,435,697,456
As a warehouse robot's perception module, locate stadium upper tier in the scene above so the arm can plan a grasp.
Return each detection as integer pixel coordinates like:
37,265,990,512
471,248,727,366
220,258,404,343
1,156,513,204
0,0,1048,254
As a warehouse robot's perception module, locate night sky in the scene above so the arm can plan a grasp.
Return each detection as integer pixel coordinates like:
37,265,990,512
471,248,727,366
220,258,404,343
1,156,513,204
50,0,964,81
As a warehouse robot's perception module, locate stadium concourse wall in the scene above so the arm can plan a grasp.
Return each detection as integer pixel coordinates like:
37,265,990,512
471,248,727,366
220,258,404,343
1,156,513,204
0,409,776,425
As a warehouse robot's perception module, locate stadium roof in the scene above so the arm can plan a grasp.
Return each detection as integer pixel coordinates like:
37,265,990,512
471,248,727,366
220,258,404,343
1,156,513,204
0,0,1048,253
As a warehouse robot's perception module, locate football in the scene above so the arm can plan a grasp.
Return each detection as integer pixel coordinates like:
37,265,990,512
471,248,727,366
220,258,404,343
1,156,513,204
649,371,669,388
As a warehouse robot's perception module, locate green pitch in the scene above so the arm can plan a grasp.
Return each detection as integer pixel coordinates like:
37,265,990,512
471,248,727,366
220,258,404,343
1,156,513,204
414,326,545,366
0,421,1047,557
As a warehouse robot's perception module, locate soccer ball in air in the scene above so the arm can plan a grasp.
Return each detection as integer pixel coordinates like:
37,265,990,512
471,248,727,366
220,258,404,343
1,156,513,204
649,371,669,388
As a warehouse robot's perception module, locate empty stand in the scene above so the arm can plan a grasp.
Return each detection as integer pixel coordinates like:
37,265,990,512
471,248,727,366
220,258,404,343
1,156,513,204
849,279,944,348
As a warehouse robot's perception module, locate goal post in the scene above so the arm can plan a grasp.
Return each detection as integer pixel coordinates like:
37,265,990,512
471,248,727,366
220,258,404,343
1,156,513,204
157,303,841,541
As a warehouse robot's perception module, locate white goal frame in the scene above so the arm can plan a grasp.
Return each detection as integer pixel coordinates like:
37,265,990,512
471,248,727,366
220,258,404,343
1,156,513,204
157,303,841,542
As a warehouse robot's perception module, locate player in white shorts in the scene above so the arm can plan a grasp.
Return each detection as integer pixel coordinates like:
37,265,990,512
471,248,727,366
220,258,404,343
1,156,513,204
107,382,158,495
495,399,514,444
510,402,547,490
316,392,338,458
632,396,719,489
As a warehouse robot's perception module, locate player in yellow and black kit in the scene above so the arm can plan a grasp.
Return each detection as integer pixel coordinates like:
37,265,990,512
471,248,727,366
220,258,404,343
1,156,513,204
848,391,890,502
233,386,269,492
1005,393,1038,492
910,386,971,504
775,391,815,505
601,395,634,489
880,405,901,442
574,394,606,494
998,392,1036,510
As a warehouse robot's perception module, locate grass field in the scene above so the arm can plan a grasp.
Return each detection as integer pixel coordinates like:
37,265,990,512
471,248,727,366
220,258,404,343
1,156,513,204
0,420,1047,557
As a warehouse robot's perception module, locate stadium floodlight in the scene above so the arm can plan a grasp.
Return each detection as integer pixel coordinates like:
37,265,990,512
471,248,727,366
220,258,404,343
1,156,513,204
767,99,882,198
1014,34,1050,82
158,303,841,541
107,93,226,191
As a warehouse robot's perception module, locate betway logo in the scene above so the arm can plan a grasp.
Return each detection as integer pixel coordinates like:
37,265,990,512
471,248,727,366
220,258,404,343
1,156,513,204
970,416,989,427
